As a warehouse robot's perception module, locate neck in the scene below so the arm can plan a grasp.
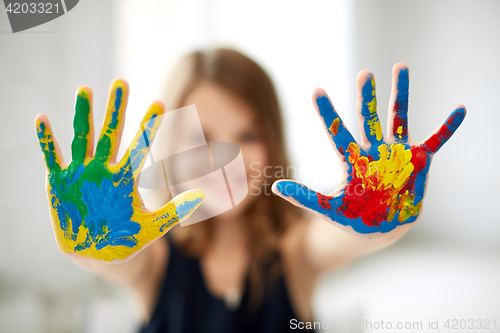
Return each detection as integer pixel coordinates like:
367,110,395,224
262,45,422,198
209,211,247,252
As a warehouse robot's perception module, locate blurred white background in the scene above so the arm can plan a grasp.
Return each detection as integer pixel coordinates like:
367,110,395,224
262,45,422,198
0,0,499,332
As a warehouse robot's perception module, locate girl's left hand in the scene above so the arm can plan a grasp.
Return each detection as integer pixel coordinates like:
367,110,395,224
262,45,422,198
272,63,466,236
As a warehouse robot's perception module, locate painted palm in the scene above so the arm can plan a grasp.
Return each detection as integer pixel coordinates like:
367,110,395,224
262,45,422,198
273,64,466,234
35,80,204,261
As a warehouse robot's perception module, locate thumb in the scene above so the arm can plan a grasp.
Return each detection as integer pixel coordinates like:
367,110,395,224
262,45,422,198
150,189,205,233
272,180,339,216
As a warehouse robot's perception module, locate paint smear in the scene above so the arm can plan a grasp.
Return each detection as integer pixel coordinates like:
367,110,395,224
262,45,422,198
392,68,409,141
423,108,465,154
329,117,340,136
338,142,423,226
316,95,357,156
361,77,383,142
317,192,333,210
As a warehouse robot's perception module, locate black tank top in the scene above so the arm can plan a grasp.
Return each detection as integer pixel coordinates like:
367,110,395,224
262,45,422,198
139,238,311,333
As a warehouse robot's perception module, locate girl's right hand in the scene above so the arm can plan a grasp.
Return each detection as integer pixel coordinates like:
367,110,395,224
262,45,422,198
35,79,204,266
272,64,465,237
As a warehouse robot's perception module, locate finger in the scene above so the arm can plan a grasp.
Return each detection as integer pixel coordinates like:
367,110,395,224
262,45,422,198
70,87,94,166
313,88,357,156
388,63,410,142
150,190,205,233
421,105,466,154
272,179,342,216
357,71,383,144
120,101,165,179
94,79,129,163
35,114,64,172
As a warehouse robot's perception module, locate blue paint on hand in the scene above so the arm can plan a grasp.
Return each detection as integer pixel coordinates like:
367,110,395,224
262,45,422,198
109,87,122,130
175,196,204,220
79,169,138,251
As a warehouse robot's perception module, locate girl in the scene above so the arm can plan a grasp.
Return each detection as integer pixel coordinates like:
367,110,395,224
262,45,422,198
35,48,465,333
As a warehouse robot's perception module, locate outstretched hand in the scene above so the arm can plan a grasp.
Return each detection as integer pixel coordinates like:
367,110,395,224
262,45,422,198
273,64,465,235
35,80,204,262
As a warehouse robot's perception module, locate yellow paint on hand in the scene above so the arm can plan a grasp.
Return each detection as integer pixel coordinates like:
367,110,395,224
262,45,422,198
329,117,340,135
49,182,204,261
366,78,383,141
397,125,403,139
345,142,421,223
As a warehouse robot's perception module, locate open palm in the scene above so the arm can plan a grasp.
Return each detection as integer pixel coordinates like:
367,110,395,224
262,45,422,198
273,64,465,234
35,80,204,262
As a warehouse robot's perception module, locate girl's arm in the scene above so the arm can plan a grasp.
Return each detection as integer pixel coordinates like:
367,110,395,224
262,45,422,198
35,80,203,320
300,215,408,273
92,239,169,322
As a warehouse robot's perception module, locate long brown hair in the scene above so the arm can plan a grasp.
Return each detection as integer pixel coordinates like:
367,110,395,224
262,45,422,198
163,48,303,309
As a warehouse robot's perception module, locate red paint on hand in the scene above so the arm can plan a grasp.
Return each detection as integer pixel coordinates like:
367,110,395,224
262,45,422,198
423,112,461,153
393,101,408,137
337,142,422,227
317,193,332,210
329,118,340,136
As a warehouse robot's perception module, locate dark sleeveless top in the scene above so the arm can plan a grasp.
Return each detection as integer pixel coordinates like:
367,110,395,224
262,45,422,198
139,238,311,333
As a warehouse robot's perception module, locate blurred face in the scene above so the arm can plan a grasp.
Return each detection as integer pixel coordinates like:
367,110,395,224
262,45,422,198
181,81,268,219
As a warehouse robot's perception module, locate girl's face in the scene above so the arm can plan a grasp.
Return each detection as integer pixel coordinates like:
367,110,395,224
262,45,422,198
180,81,268,219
